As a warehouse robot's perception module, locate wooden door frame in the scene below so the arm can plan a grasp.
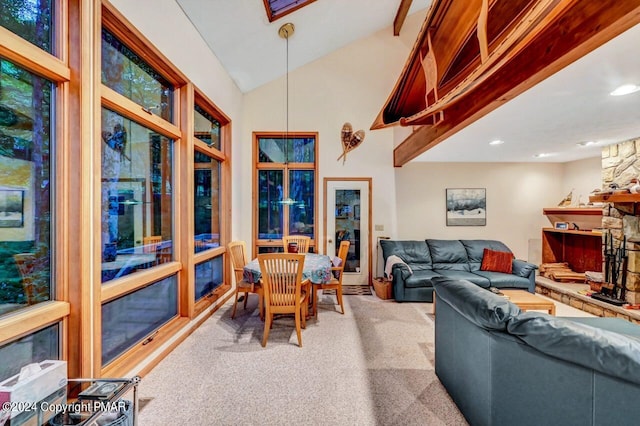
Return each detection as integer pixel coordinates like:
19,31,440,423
323,177,373,286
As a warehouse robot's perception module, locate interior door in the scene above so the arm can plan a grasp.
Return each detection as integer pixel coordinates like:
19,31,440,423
324,178,371,285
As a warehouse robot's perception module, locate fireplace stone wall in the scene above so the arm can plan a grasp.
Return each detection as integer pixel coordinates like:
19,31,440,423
601,138,640,304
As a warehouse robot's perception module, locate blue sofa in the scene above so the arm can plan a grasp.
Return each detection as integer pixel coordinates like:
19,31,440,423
433,277,640,426
380,239,537,302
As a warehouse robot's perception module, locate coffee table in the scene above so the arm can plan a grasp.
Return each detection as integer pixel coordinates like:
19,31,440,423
501,289,556,315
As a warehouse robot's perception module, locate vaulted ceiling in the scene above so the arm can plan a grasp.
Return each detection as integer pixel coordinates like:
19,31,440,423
175,0,640,164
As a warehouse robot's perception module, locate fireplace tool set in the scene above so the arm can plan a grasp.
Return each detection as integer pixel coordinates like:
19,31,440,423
592,232,627,306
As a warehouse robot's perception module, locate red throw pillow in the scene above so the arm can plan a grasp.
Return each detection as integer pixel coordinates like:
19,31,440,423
480,248,514,274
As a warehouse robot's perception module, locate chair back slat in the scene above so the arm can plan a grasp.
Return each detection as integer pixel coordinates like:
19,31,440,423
258,253,305,308
282,236,311,253
228,241,249,282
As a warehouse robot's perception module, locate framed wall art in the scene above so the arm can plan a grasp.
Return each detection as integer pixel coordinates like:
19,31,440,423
0,189,25,228
446,188,486,226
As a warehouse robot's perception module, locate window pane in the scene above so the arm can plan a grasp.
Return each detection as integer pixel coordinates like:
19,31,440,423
288,170,314,238
258,137,314,163
194,106,220,150
102,275,178,366
257,246,283,254
287,137,314,163
195,256,223,301
0,323,59,382
194,151,220,253
101,29,174,122
258,170,283,239
0,0,53,53
0,59,53,314
101,108,173,283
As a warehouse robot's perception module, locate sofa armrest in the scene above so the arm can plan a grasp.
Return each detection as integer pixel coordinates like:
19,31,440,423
512,259,537,278
391,263,412,280
512,259,537,293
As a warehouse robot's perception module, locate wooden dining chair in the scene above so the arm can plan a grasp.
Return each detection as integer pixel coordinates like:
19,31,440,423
282,235,311,253
258,253,308,347
228,241,263,320
14,253,38,305
313,240,350,317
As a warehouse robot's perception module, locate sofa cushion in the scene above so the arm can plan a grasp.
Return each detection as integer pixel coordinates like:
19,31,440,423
512,259,536,278
480,248,514,273
405,270,440,288
433,277,521,331
433,270,491,288
426,239,470,271
460,240,512,271
508,312,640,385
380,240,432,271
472,271,530,289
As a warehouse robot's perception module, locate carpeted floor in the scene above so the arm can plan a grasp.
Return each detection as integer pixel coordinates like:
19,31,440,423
136,293,467,425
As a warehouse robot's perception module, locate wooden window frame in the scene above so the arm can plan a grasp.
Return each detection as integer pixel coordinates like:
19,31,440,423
0,0,70,363
98,1,190,377
191,88,232,318
252,131,319,257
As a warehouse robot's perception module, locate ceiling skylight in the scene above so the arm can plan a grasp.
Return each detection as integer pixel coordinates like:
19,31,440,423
263,0,317,22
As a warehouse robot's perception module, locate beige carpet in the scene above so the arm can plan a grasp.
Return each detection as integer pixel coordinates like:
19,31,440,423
136,293,467,425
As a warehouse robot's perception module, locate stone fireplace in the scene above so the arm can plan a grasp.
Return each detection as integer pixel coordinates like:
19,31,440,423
601,138,640,304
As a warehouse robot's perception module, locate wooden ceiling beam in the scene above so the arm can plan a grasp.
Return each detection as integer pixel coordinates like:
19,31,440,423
394,0,414,36
393,0,640,167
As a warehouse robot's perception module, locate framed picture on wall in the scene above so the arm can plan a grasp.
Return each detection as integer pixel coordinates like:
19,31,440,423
0,189,25,228
446,188,486,226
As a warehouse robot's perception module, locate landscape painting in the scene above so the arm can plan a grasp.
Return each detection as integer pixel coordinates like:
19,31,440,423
0,189,24,228
446,188,486,226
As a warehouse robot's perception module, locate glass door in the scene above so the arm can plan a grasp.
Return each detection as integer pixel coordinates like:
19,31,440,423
324,179,371,285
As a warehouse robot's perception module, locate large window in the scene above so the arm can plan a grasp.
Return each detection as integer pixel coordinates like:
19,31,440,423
0,323,59,381
254,133,317,254
0,59,53,314
192,92,229,311
0,0,53,53
100,109,174,283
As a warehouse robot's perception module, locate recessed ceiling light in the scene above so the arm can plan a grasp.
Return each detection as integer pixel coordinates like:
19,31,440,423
489,139,504,146
577,141,597,147
533,153,554,158
610,84,640,96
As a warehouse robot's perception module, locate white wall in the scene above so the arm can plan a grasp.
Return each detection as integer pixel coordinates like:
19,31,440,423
393,158,601,260
241,12,426,251
561,157,602,206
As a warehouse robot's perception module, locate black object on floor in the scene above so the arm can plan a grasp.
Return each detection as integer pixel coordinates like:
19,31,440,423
591,293,626,306
324,285,372,296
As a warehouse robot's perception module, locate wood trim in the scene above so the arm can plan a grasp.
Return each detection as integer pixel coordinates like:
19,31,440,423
101,85,182,139
542,207,602,216
0,302,70,344
0,26,70,82
393,1,640,166
100,262,182,303
589,193,640,203
101,0,188,86
394,0,414,36
101,316,188,378
322,177,373,284
180,83,196,318
262,0,317,23
252,131,319,258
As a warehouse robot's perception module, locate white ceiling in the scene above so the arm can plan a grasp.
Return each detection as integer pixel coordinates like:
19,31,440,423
176,0,640,164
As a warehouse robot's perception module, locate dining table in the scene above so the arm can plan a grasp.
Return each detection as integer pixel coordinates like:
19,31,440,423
243,253,333,284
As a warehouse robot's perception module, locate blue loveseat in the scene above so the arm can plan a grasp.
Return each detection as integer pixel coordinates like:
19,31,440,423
379,239,537,302
433,277,640,426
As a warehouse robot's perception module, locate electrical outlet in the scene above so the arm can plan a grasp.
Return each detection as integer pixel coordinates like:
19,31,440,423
375,224,384,231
